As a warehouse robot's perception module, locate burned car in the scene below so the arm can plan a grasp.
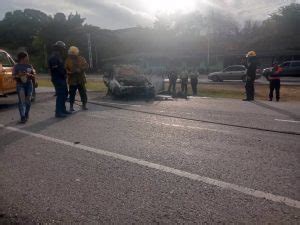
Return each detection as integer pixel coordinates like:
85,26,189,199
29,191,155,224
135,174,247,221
104,65,155,98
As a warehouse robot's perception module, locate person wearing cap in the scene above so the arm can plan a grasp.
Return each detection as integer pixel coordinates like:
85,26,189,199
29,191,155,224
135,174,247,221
65,46,89,111
243,51,258,101
48,41,71,118
12,51,35,123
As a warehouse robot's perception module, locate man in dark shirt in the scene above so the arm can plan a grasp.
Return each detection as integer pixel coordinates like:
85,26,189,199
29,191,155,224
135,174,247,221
243,51,258,101
168,70,177,97
48,41,71,117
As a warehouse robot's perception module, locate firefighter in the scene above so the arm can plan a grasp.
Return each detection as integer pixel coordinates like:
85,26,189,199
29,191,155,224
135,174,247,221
180,70,188,98
190,70,199,96
48,41,71,118
168,70,177,97
243,51,258,101
65,46,89,111
268,63,282,102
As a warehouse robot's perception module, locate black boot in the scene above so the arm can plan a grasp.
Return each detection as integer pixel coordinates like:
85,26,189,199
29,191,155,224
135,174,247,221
82,103,88,110
70,104,75,112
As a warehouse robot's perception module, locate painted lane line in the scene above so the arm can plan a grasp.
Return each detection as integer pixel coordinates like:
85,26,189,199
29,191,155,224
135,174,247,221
1,124,299,209
275,119,300,124
91,101,142,107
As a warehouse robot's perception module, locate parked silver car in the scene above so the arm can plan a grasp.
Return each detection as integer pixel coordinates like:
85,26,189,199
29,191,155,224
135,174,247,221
208,65,261,82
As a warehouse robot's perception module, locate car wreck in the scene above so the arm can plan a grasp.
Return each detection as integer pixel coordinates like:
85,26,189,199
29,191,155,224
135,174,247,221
104,65,155,98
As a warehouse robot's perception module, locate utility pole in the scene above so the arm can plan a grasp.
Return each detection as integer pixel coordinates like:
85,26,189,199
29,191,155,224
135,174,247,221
207,9,214,73
95,46,98,70
87,33,93,69
207,30,210,73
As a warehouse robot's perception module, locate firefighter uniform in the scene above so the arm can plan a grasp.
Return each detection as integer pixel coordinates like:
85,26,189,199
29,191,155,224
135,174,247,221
244,51,258,101
190,72,199,96
168,71,177,96
180,71,188,98
65,46,89,111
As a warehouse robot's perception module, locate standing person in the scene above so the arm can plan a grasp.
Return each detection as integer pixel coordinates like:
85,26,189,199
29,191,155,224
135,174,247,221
168,70,177,97
48,41,71,118
13,52,35,123
268,63,282,102
65,46,89,111
243,51,258,101
190,70,199,96
180,70,188,98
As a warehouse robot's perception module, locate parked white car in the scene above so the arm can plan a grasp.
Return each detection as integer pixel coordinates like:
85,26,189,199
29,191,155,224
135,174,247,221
208,65,261,82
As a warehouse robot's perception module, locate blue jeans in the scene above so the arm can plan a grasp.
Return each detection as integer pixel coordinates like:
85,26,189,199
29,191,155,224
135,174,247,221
17,81,33,118
52,79,68,114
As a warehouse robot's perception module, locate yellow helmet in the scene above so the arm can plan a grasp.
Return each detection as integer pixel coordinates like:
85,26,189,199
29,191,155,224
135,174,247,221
68,46,79,56
246,51,256,57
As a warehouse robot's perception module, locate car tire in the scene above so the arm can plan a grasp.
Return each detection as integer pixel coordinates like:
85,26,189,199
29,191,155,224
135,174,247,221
112,87,121,98
212,76,218,82
148,89,155,99
214,76,223,82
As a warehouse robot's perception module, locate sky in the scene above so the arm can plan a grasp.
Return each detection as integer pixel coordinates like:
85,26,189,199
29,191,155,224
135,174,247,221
0,0,298,29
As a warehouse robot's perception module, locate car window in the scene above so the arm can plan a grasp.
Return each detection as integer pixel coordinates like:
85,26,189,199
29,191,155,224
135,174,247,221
234,66,246,71
225,66,245,72
8,56,15,65
280,62,290,68
224,67,233,72
0,52,13,67
291,61,300,67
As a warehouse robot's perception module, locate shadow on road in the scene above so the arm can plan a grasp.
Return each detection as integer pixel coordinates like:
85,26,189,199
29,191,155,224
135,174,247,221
0,116,70,149
252,101,300,120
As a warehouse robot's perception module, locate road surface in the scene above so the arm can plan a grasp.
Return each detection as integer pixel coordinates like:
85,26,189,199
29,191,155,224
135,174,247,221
0,91,299,223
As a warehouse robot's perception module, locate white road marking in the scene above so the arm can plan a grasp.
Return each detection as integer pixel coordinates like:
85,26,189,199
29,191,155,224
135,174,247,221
189,96,211,99
91,101,142,107
275,119,300,123
1,124,299,209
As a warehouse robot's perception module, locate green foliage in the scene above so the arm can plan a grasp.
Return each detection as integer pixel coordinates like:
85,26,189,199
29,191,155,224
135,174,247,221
0,4,299,72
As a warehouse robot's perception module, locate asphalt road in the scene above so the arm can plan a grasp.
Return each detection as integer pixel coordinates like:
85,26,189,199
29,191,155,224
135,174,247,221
0,91,300,223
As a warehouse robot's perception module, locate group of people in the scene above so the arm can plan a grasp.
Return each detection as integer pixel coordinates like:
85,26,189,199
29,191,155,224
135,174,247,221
13,40,89,123
49,41,89,118
243,50,281,102
167,70,199,98
167,50,281,102
13,47,281,123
